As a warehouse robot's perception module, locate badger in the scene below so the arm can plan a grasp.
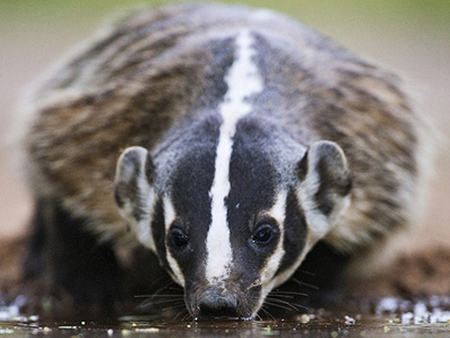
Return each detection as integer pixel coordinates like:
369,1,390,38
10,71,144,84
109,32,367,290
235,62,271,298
21,3,430,319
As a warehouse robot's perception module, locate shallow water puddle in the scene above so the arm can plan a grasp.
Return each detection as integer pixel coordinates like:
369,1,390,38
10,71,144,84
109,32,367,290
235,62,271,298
1,315,450,338
1,297,450,337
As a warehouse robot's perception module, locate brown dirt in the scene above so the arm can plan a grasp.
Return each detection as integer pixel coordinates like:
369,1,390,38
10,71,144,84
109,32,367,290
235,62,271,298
347,247,450,299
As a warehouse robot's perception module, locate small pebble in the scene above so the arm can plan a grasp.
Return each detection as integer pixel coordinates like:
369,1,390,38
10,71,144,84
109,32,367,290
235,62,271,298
300,314,310,324
345,316,355,325
401,312,414,324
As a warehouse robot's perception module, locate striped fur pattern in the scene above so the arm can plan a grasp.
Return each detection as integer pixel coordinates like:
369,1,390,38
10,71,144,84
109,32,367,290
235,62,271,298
23,3,429,319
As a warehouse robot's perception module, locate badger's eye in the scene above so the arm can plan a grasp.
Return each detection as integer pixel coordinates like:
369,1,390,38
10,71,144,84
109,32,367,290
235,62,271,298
169,228,188,249
252,224,273,244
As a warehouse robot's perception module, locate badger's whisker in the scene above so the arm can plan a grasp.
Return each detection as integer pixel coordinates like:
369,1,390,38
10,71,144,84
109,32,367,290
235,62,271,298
268,294,295,300
135,294,183,298
165,286,184,293
277,300,308,311
263,300,295,312
180,311,193,321
136,280,179,304
259,306,276,320
254,312,263,321
147,275,174,291
290,277,319,290
270,290,308,297
265,296,308,312
136,294,184,298
163,302,188,313
140,298,185,308
167,308,189,322
266,297,298,311
297,270,315,277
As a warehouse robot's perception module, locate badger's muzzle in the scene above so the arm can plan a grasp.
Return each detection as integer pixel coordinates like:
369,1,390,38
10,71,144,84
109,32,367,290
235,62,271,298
187,280,261,320
197,287,238,318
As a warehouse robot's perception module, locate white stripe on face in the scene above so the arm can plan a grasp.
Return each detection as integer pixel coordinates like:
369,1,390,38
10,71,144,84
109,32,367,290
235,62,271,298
206,30,264,284
163,196,185,286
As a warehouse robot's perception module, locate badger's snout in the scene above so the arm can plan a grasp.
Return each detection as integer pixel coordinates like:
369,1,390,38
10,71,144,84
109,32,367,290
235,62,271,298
196,287,238,318
186,281,261,319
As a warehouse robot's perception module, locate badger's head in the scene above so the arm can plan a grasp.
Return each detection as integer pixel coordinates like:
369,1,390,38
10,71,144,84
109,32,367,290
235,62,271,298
114,115,351,319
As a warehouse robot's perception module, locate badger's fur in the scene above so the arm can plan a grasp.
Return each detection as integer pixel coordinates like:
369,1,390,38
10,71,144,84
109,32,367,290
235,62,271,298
22,3,430,319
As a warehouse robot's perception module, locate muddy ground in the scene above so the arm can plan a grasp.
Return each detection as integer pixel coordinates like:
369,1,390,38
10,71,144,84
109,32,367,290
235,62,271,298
1,1,450,337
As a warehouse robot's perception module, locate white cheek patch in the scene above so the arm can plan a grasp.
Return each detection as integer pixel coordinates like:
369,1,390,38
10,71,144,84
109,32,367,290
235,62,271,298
259,243,311,314
260,191,287,286
206,29,264,285
163,196,185,286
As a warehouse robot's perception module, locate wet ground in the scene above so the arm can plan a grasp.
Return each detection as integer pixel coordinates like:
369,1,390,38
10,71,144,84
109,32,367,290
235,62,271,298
2,297,450,337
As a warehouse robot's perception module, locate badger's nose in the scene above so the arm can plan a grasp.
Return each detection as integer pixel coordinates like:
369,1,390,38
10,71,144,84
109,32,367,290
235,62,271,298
198,287,238,318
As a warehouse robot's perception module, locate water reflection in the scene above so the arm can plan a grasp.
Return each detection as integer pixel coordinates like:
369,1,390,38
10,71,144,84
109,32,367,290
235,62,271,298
2,301,450,338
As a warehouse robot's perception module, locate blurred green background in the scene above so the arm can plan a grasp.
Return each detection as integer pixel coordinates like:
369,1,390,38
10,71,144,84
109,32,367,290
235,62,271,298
0,1,449,258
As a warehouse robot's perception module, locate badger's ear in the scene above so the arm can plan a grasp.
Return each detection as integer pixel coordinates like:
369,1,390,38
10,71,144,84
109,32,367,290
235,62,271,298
114,146,156,251
296,141,352,242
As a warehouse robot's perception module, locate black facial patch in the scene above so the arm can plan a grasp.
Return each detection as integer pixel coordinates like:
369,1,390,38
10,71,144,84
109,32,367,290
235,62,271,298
170,116,219,217
151,198,169,270
275,188,307,276
227,119,278,220
226,118,279,282
166,115,220,275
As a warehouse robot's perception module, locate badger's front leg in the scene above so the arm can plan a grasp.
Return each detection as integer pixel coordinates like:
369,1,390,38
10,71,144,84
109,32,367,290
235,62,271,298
24,198,125,312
